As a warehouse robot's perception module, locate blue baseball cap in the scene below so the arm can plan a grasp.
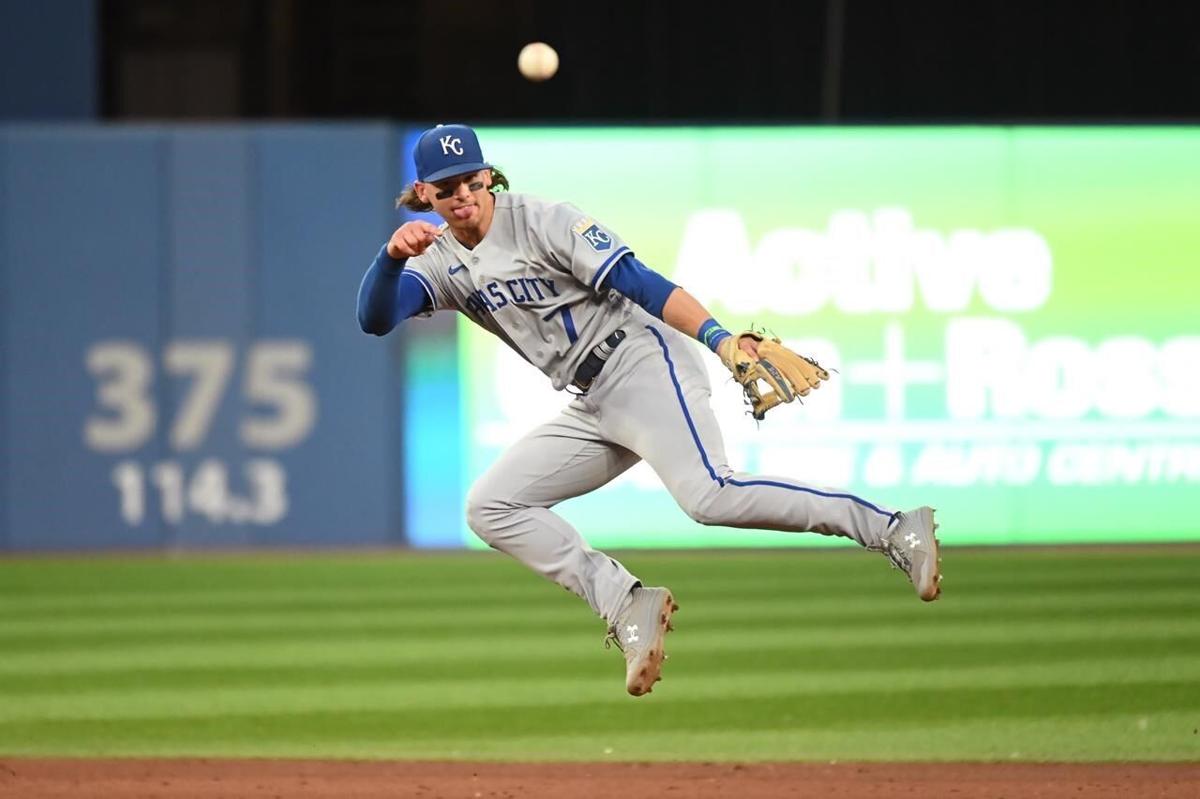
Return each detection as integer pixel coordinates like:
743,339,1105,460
413,124,491,183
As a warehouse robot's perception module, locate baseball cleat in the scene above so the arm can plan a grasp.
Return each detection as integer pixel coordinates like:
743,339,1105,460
605,586,678,696
880,506,942,601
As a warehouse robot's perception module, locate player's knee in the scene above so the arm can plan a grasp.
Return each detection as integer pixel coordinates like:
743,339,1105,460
465,487,498,543
676,475,729,525
465,484,515,545
679,487,725,527
684,505,722,526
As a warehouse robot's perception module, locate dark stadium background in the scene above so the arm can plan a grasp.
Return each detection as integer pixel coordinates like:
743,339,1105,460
5,0,1198,123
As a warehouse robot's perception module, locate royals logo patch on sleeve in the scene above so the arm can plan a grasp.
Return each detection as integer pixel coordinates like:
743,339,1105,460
572,217,613,252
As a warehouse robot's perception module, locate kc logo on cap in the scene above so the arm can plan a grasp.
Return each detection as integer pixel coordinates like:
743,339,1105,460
414,124,490,183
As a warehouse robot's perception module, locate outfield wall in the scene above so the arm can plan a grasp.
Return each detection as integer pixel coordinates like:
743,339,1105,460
0,125,403,550
2,125,1198,551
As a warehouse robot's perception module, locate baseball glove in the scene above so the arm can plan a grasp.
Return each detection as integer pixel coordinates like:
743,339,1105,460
717,331,831,420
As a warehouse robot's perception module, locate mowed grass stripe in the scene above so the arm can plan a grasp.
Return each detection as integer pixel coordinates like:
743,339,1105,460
3,615,1199,675
2,633,1198,696
3,548,1194,591
1,680,1195,756
2,575,1192,628
0,554,519,589
5,711,1191,761
0,584,552,616
2,631,1197,699
328,712,1199,762
2,564,1194,628
7,587,1200,652
2,547,1196,597
7,604,1200,652
2,653,1197,723
2,584,1195,639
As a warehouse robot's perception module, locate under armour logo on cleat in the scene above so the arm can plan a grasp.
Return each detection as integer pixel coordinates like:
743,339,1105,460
904,533,920,549
625,624,640,643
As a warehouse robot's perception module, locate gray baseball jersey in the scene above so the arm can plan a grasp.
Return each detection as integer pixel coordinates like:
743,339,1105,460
391,190,903,626
404,192,635,390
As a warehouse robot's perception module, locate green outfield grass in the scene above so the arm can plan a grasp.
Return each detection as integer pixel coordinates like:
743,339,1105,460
0,546,1198,761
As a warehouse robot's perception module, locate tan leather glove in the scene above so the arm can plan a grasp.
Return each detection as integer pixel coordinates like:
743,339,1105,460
717,331,831,420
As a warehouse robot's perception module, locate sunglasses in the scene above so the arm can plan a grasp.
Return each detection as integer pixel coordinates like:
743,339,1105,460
432,175,485,200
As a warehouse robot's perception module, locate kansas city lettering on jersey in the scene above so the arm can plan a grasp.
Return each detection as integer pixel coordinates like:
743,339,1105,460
463,276,562,318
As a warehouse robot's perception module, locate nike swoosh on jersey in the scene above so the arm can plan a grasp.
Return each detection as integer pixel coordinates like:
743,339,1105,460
448,264,467,275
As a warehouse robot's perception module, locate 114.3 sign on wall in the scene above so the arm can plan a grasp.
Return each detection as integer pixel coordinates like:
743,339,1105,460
84,339,315,527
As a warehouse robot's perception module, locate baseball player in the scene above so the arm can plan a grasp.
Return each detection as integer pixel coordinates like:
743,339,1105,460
358,124,942,697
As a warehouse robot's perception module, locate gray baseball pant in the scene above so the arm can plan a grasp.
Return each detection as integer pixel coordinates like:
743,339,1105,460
466,323,897,624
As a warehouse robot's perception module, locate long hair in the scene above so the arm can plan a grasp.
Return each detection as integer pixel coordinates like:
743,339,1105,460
395,167,510,212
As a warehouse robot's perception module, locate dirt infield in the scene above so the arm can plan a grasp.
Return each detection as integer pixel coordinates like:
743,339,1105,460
2,759,1199,799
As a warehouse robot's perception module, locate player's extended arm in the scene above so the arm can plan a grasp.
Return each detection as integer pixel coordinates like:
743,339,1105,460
603,254,826,418
601,253,752,356
661,287,757,357
356,245,432,335
357,221,443,336
662,283,830,418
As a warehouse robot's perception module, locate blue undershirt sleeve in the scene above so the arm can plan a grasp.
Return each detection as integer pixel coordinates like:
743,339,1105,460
600,253,678,319
357,244,433,336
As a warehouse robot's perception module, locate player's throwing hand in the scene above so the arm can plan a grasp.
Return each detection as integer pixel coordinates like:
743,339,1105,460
387,221,442,259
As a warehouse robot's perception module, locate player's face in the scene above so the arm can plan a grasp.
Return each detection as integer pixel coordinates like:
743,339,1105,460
418,169,493,229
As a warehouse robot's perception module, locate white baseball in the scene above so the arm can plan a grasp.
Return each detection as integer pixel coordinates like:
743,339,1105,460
517,42,559,82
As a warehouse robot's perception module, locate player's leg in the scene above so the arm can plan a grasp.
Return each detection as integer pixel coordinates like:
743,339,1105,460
594,323,940,599
465,401,642,624
597,324,893,548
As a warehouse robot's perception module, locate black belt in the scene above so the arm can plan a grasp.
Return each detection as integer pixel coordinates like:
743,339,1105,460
571,329,626,392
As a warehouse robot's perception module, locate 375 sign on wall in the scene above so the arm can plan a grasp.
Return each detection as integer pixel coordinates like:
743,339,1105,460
0,123,400,551
84,339,316,528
